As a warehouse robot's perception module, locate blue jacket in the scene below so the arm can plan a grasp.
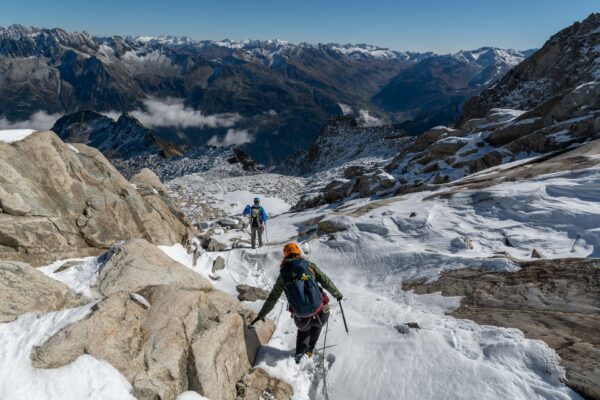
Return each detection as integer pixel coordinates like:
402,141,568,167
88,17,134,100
243,205,267,223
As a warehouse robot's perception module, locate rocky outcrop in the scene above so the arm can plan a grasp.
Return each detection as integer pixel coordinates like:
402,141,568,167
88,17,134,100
282,115,411,175
461,13,600,123
52,111,186,160
296,167,398,209
0,261,88,322
30,238,279,400
131,168,168,195
94,239,212,297
31,284,276,400
404,258,600,400
0,131,195,266
237,368,293,400
236,284,270,302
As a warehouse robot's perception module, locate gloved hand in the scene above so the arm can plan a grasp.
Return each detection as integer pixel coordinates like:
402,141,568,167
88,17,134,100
336,295,344,301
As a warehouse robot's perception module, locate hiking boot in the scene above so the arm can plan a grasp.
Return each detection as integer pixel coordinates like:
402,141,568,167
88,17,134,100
294,354,303,364
305,351,313,358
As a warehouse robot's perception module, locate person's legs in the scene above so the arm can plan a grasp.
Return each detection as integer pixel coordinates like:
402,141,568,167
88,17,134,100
258,226,264,247
307,309,329,353
251,227,256,248
294,316,312,359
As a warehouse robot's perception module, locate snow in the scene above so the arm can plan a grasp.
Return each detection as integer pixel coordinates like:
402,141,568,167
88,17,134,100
216,190,290,215
176,392,210,400
129,293,151,308
4,142,596,399
0,129,36,143
67,143,80,153
158,165,595,399
39,257,103,298
0,306,135,400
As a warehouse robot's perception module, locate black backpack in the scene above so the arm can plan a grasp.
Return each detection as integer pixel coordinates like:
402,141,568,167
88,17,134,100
250,205,261,227
280,258,323,318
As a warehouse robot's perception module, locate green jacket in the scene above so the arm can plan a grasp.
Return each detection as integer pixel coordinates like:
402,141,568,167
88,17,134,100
255,259,343,322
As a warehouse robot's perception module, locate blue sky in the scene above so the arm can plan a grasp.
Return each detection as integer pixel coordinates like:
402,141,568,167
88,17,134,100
1,0,598,53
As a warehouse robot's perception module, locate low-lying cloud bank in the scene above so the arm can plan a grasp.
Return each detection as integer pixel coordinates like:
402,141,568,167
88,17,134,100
128,98,241,129
0,98,258,147
0,111,62,131
207,129,254,147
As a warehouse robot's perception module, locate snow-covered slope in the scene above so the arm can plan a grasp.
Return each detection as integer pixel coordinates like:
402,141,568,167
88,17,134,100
1,129,597,399
157,152,599,399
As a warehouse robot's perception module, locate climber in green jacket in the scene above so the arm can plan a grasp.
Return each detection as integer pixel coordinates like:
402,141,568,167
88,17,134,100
251,243,343,363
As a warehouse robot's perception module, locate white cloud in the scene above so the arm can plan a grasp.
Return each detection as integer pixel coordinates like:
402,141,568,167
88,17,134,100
0,111,62,131
339,103,354,115
358,109,382,127
127,98,241,129
100,111,121,121
207,129,254,147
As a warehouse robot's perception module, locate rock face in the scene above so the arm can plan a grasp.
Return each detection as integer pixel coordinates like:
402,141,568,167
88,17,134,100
404,258,600,400
131,168,168,195
0,261,88,322
30,238,278,400
94,239,213,297
237,368,294,400
236,284,270,302
296,167,398,209
283,115,411,175
52,111,186,160
461,13,600,123
0,131,195,266
31,284,276,400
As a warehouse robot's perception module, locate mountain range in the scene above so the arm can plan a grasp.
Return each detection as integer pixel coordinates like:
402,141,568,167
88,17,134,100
0,24,531,163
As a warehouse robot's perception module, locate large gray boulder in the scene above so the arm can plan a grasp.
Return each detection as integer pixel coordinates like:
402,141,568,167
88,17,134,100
31,285,276,400
236,284,270,302
0,131,195,266
94,238,212,297
0,261,88,322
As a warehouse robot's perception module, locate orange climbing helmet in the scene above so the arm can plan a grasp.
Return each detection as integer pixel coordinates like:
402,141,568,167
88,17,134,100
283,242,302,258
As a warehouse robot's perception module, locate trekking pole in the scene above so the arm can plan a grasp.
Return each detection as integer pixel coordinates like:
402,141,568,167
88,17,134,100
265,222,269,245
338,300,349,334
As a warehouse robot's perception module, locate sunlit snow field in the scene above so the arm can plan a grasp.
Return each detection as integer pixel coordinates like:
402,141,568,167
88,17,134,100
3,165,599,399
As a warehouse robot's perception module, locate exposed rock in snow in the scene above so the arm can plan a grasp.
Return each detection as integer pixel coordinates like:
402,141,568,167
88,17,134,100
94,239,213,297
283,115,411,176
237,368,293,400
236,284,270,302
212,256,226,273
0,261,88,322
317,216,354,233
31,284,275,400
405,258,600,399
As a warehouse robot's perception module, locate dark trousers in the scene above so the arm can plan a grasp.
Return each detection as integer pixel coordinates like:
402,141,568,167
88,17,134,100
294,307,329,356
251,225,263,248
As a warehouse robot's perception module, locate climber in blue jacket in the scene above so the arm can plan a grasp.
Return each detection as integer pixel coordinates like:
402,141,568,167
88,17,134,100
243,197,267,248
